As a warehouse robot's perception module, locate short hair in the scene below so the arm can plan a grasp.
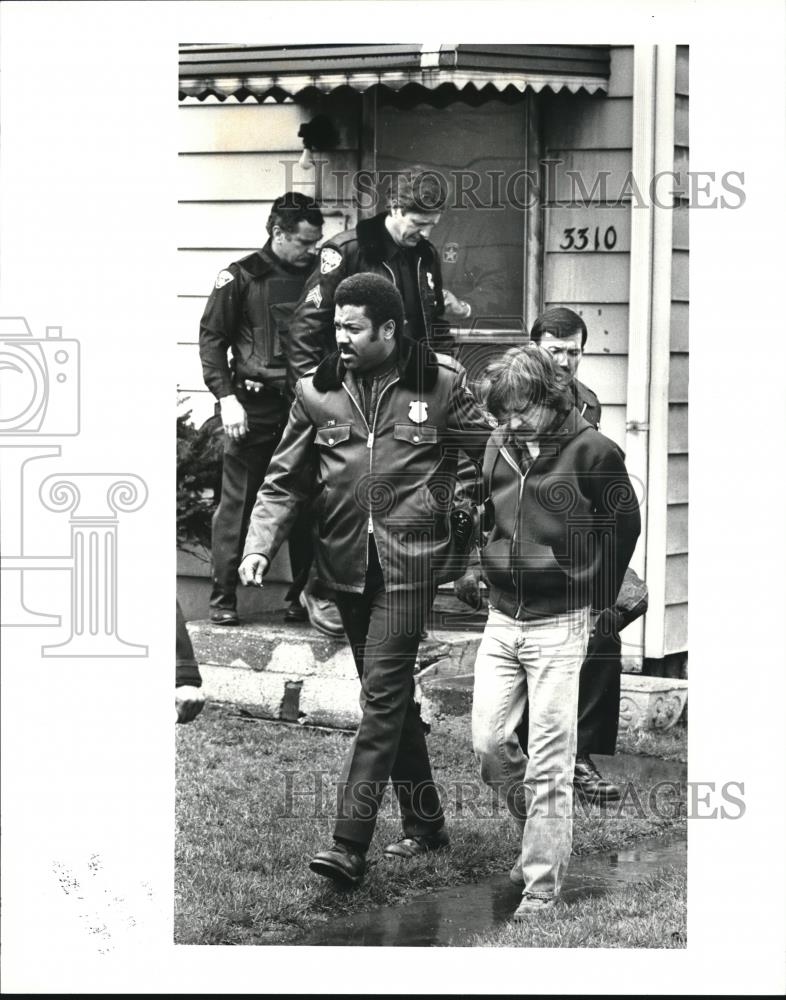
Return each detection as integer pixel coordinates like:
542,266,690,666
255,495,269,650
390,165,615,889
388,167,448,215
481,345,573,420
266,192,324,236
529,307,588,349
334,273,405,338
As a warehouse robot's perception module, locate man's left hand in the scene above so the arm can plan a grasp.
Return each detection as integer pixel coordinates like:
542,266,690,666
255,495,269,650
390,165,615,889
442,288,472,319
176,686,205,724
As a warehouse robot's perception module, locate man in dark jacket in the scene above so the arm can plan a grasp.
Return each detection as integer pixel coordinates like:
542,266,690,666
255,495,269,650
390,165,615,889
471,345,640,918
527,306,624,803
284,168,471,391
198,192,342,636
239,274,493,887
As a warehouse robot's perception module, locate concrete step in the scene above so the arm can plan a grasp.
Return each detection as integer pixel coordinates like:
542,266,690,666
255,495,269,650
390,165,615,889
183,583,687,732
185,583,483,729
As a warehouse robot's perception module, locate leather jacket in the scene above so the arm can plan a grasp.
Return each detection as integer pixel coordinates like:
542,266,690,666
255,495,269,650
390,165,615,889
243,339,494,593
284,212,447,391
199,241,311,398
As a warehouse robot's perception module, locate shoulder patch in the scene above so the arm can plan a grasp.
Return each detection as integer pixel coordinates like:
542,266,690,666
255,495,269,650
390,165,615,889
305,285,323,309
320,247,342,274
214,269,234,290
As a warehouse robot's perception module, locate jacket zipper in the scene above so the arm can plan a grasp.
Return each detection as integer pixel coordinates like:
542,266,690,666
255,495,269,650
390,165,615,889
500,445,534,618
383,258,431,346
416,257,431,346
342,374,400,573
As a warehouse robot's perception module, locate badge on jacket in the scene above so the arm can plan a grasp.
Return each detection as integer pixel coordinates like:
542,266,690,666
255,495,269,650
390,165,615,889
320,248,342,274
408,401,428,423
426,272,435,291
214,269,234,289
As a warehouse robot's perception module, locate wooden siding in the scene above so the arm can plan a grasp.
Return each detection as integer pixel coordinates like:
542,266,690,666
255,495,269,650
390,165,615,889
664,51,689,657
177,93,362,427
541,47,633,454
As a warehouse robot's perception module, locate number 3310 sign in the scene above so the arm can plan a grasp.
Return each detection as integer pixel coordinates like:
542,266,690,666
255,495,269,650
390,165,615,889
548,208,630,253
560,225,617,250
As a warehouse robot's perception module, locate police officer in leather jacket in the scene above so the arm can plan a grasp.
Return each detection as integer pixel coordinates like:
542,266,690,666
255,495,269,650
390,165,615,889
285,168,471,392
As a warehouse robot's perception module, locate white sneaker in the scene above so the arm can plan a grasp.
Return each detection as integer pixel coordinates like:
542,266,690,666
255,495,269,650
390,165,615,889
513,893,556,920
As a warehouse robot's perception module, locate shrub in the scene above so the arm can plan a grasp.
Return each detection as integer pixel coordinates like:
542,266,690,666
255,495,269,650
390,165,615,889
177,401,223,558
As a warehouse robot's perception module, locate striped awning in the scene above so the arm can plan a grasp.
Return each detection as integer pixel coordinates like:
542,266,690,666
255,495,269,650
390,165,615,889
179,44,610,101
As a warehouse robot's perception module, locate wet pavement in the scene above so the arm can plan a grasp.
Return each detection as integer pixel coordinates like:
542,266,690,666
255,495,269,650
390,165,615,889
296,830,687,947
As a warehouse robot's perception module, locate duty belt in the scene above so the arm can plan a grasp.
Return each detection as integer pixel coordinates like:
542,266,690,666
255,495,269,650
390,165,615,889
235,375,284,396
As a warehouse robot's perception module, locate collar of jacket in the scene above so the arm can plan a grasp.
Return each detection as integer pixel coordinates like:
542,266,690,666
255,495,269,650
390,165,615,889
498,406,593,461
571,377,599,412
356,212,437,267
239,241,307,278
311,336,440,394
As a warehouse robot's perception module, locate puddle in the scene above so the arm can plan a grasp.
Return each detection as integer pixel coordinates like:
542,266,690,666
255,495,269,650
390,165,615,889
296,831,686,947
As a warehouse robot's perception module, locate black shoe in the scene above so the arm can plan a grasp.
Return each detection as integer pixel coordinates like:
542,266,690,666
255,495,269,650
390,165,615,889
299,590,345,638
309,842,366,887
283,600,308,623
384,827,450,859
573,755,621,804
210,608,239,626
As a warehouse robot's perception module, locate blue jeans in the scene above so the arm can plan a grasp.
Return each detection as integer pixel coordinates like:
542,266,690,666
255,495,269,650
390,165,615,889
472,605,590,898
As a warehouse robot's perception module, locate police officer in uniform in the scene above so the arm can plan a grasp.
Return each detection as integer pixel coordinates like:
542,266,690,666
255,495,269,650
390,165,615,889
240,274,493,886
198,192,342,634
285,168,471,390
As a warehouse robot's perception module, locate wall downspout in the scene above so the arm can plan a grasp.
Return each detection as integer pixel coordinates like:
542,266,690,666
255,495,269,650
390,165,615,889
644,44,677,661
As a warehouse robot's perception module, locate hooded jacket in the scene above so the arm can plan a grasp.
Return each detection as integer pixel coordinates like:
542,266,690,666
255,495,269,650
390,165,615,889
243,338,493,593
284,212,446,390
480,409,640,619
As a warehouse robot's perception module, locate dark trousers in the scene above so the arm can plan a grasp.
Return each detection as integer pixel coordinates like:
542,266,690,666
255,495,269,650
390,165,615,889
175,600,202,687
209,386,314,610
332,539,444,850
517,618,622,758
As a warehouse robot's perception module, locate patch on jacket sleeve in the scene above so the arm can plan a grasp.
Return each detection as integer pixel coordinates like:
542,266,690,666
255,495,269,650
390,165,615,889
320,247,342,274
305,285,323,308
214,269,234,289
426,271,435,291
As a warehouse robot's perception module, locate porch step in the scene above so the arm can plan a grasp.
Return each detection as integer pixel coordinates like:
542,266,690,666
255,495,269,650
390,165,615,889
186,588,483,730
183,583,686,732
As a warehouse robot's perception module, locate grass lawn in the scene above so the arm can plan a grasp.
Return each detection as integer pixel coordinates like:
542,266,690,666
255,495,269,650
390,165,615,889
176,705,686,946
471,868,687,948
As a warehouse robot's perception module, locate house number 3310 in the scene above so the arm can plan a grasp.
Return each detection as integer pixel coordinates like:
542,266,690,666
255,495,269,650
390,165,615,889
559,226,618,251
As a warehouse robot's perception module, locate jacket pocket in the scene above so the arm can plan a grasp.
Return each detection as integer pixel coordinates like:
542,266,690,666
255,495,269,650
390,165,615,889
393,423,438,446
268,301,296,367
315,424,352,448
251,325,277,369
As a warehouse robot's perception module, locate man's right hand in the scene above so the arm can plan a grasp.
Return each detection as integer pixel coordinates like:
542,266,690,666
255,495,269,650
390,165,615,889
220,394,248,439
239,553,269,587
454,568,482,608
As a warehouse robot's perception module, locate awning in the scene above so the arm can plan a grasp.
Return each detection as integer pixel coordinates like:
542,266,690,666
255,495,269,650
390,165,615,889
179,44,610,101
